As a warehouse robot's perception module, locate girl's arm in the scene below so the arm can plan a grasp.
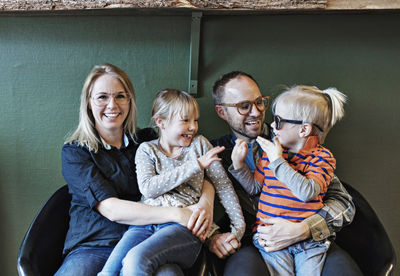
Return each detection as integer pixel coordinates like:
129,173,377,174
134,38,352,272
135,142,202,198
200,136,245,241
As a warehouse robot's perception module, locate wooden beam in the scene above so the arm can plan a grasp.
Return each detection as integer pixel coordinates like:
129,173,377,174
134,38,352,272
327,0,400,10
0,0,399,12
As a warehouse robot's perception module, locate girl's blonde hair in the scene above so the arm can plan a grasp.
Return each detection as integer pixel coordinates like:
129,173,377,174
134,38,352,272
152,89,199,131
273,85,347,143
65,63,137,152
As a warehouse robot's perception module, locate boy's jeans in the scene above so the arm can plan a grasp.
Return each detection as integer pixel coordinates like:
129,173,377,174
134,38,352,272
253,233,330,276
99,222,202,276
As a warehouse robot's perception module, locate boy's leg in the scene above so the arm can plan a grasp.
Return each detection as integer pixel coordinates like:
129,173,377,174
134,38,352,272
253,233,294,276
293,240,330,276
98,225,153,276
122,222,202,276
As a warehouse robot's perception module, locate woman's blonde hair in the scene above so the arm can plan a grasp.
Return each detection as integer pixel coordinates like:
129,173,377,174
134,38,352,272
151,89,199,132
65,63,137,152
273,85,347,143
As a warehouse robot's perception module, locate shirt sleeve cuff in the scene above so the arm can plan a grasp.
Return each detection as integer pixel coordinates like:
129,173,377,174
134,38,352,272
303,214,331,241
85,181,118,209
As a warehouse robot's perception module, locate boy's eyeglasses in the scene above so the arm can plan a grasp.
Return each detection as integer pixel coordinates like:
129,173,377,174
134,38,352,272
91,93,130,107
218,96,270,116
273,115,324,132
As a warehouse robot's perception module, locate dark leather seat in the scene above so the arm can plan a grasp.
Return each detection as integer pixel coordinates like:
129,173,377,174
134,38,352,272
16,184,208,276
334,182,396,275
17,180,395,276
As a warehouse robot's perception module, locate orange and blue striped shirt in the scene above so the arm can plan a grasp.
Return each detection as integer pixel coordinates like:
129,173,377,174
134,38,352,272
254,136,336,228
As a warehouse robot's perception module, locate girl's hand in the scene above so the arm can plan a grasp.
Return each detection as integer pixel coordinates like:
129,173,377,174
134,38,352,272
197,146,225,169
231,139,248,170
256,136,283,162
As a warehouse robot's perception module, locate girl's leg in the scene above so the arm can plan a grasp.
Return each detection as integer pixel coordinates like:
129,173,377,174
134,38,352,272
54,246,113,276
122,223,202,276
98,225,153,276
155,264,184,276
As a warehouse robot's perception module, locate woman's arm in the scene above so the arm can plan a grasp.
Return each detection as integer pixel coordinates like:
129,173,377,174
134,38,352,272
96,198,191,226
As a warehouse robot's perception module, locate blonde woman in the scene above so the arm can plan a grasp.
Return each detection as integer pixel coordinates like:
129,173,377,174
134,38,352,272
55,64,214,276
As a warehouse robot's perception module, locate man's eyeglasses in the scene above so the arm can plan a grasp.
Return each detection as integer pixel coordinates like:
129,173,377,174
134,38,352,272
218,96,270,116
273,114,324,132
91,92,130,107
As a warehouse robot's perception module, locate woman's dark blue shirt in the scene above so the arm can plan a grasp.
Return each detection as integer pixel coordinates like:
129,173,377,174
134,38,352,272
61,129,156,255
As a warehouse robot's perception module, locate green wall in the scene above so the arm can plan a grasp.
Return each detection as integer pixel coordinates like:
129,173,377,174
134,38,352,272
1,12,399,275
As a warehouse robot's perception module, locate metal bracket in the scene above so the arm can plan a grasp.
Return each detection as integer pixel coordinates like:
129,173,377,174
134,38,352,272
188,12,202,97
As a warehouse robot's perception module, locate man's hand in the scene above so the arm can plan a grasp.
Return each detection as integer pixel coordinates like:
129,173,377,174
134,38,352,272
207,232,241,258
198,146,225,169
231,139,248,170
257,217,310,252
256,136,282,163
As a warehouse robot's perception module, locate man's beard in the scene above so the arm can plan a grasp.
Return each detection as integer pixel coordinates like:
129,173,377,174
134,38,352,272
228,116,264,140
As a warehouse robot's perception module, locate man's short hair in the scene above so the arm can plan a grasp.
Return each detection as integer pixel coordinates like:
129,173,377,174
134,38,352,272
212,71,258,105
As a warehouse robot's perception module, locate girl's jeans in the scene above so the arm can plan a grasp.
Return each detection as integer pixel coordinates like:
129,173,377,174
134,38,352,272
99,222,202,276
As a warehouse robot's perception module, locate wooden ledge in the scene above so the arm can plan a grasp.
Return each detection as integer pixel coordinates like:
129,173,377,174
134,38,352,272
1,0,399,12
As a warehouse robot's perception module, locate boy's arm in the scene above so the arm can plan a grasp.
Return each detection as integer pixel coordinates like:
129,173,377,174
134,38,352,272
269,157,322,202
228,164,263,195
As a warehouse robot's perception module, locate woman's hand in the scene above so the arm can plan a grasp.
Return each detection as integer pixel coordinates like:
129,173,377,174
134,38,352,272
257,217,310,252
207,232,241,258
186,204,212,242
256,136,282,163
231,139,248,170
197,146,225,169
186,178,215,242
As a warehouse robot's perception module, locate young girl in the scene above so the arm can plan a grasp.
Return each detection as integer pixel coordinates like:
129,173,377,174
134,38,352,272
230,85,346,276
99,89,245,276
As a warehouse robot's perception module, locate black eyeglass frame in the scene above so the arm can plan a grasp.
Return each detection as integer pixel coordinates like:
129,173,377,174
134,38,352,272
273,114,324,132
217,96,270,116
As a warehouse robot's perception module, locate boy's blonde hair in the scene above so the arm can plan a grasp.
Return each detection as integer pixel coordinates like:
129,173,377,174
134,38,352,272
273,85,347,143
152,89,199,130
66,63,137,152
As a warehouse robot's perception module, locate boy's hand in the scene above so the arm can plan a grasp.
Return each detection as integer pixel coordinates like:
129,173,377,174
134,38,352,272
197,146,225,169
256,136,282,162
231,139,248,170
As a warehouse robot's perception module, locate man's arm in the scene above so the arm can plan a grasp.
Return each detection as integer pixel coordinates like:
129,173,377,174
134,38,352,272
257,175,355,251
303,175,355,241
